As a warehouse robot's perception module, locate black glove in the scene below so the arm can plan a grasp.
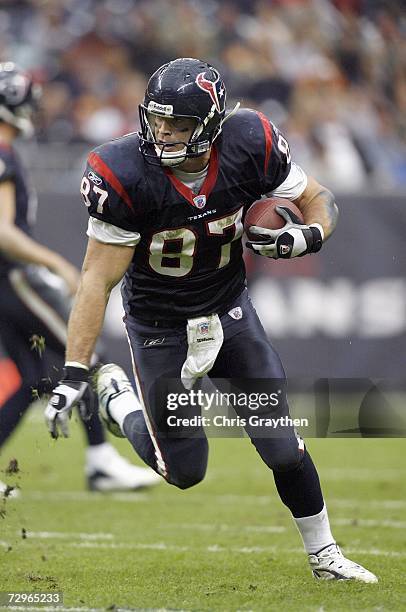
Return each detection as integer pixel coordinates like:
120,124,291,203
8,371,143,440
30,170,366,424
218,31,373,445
246,206,323,259
44,365,95,438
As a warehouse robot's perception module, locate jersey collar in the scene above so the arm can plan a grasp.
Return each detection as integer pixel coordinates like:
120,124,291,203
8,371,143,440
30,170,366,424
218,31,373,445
164,145,219,208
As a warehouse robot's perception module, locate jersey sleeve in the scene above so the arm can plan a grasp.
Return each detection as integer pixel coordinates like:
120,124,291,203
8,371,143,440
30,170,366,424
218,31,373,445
0,148,17,184
80,150,139,232
266,162,308,200
86,217,141,246
255,112,292,194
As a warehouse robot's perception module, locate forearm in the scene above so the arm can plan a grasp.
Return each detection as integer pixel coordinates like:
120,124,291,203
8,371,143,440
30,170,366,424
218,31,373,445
0,224,66,271
65,273,111,366
294,179,339,241
65,237,135,365
301,190,338,240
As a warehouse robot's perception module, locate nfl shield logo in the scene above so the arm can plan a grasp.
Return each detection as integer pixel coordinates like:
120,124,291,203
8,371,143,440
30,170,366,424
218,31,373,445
228,307,243,320
193,194,206,209
199,322,209,335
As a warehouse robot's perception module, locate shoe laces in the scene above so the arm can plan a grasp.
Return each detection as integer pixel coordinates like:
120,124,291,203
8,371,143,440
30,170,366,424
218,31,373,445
314,544,365,572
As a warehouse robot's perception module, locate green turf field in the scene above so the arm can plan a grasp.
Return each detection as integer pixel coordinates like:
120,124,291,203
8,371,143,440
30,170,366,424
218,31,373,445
1,405,406,611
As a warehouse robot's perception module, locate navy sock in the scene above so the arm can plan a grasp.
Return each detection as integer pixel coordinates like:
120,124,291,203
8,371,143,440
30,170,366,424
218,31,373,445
80,406,105,446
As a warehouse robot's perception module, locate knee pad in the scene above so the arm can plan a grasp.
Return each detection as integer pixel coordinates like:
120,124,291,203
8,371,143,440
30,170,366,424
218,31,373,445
163,436,208,489
253,437,303,473
166,464,207,490
270,452,303,473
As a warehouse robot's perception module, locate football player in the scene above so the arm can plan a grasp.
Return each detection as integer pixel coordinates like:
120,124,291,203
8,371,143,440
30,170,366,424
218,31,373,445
45,58,377,582
0,62,160,492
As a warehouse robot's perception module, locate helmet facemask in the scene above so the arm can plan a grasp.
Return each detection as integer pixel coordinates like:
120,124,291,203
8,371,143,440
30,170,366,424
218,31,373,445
139,105,217,167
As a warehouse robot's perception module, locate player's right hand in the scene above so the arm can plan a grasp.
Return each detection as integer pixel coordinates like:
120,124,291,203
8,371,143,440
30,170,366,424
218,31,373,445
246,206,324,259
44,365,94,439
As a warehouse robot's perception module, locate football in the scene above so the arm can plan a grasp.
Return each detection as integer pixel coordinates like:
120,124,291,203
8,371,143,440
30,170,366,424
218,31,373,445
244,196,304,241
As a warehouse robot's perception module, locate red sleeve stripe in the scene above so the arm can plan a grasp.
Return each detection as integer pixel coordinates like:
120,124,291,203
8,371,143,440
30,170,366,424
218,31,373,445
256,111,273,174
88,152,133,211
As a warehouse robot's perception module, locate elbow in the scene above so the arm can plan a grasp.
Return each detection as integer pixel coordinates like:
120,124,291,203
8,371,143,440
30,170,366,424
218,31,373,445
332,199,339,229
334,200,339,218
78,267,118,301
328,187,338,211
318,183,339,234
331,199,339,225
323,199,339,242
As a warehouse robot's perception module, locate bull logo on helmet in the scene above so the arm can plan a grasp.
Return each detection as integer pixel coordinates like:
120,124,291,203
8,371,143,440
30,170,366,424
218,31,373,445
195,71,222,113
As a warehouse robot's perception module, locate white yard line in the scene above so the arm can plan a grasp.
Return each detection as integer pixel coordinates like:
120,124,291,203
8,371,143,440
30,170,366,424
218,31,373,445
21,531,114,540
5,528,404,560
333,518,406,529
15,491,276,505
159,517,406,532
71,541,189,552
23,491,149,503
66,541,406,558
159,523,286,533
209,466,406,481
189,494,406,508
69,541,282,554
16,491,406,510
193,494,406,509
329,498,406,509
319,468,406,480
14,514,405,551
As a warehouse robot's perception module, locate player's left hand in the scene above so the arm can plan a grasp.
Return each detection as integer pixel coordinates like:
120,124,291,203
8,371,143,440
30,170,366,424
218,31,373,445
44,365,95,438
246,206,324,259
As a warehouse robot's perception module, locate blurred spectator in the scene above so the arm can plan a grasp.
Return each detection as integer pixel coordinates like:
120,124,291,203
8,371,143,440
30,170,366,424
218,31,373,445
0,0,404,190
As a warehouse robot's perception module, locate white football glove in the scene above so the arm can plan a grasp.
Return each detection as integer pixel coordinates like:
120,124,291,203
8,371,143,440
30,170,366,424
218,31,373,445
246,206,324,259
44,365,94,438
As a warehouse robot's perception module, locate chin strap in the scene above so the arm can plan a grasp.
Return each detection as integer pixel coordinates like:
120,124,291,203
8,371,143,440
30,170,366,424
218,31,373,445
154,144,188,167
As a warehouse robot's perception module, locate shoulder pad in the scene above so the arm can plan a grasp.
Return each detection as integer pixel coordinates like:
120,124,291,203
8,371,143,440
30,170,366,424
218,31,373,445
81,136,141,231
223,108,291,192
221,107,273,155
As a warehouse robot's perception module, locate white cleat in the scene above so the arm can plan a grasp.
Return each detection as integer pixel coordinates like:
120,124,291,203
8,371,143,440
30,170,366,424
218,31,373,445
97,363,136,438
0,480,20,499
86,443,161,492
308,543,378,583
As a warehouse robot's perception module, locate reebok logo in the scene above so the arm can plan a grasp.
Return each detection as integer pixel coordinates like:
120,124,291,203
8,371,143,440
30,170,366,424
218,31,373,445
279,245,291,256
144,337,166,347
88,171,102,185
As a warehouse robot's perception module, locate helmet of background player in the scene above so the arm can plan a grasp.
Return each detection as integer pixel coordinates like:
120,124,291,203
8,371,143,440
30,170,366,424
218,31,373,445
0,62,41,138
139,57,227,167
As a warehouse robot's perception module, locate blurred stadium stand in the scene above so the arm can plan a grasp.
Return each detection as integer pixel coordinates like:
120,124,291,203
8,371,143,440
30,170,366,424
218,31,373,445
1,0,405,382
2,0,405,191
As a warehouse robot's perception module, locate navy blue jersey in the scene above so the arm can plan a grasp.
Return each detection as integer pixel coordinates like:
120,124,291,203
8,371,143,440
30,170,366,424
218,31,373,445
0,144,37,278
82,109,291,322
